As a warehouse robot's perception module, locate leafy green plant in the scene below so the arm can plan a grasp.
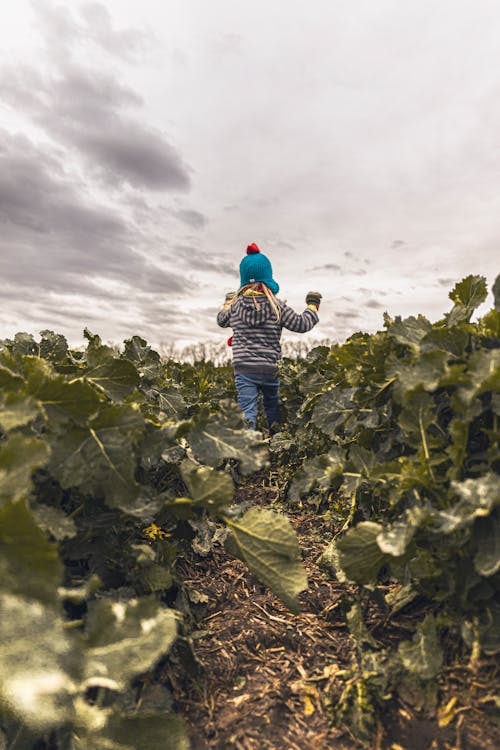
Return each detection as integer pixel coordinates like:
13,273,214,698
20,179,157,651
0,330,307,749
273,274,500,738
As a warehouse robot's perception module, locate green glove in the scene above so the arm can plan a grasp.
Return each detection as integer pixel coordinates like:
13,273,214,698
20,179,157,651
306,291,322,308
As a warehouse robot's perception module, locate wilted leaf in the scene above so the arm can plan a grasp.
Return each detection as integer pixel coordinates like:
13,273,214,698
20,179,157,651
180,459,234,510
32,503,77,541
0,500,63,604
188,421,268,474
334,522,386,584
398,614,443,679
461,601,500,655
288,450,343,503
0,433,50,506
346,601,377,646
223,507,307,613
434,474,500,534
84,598,178,689
474,508,500,577
0,592,76,730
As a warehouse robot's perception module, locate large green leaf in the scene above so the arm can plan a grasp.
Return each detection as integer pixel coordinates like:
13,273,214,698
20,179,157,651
0,592,76,730
0,433,50,506
0,350,25,389
223,507,307,613
333,522,386,584
77,332,141,401
22,357,103,425
188,421,268,474
48,404,145,510
449,274,488,308
386,314,432,348
398,614,443,679
0,500,63,604
83,598,178,690
312,387,358,437
0,390,39,431
446,275,488,326
123,335,162,383
419,325,470,356
80,359,140,402
148,385,188,420
393,351,450,396
180,459,234,511
39,330,70,364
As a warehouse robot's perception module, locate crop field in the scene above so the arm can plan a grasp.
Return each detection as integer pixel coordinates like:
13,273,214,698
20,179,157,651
1,274,499,749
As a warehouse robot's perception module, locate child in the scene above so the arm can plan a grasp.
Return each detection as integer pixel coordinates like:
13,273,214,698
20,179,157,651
217,243,321,432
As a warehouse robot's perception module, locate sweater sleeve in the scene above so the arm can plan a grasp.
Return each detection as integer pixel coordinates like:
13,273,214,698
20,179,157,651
280,304,319,333
217,309,231,328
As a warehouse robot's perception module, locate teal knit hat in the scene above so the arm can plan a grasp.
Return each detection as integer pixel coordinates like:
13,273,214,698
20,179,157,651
239,243,279,295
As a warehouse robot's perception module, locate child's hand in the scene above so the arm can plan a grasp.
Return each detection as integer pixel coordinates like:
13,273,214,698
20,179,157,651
306,291,322,309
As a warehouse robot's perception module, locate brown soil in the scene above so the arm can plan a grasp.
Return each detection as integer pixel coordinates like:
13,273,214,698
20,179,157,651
166,473,500,750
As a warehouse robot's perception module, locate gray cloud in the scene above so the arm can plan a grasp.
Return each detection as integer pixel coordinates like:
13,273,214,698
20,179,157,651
335,310,361,320
366,299,385,309
173,245,234,275
32,0,151,63
1,63,191,192
0,131,192,299
310,263,342,272
175,209,208,229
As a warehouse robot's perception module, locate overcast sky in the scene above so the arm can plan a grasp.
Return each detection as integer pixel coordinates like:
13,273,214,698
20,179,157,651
1,0,499,349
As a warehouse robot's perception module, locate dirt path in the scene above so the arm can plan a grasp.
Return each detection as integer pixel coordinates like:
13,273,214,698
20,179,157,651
166,474,500,750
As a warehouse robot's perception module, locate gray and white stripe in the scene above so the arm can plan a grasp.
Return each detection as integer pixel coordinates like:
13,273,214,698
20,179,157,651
217,296,318,373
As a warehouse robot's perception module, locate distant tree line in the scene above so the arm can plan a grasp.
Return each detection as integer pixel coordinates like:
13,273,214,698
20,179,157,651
158,338,333,365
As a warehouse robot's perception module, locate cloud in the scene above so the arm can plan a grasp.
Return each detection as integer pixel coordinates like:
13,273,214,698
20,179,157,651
0,131,192,300
173,245,234,275
175,209,208,229
366,299,385,309
310,263,342,272
32,0,152,63
1,64,191,191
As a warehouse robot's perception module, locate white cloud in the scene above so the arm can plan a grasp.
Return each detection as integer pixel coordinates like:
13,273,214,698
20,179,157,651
0,0,499,348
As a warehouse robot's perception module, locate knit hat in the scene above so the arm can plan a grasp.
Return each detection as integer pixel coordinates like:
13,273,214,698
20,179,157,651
239,243,279,295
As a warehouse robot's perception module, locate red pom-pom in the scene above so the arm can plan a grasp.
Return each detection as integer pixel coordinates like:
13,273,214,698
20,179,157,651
246,243,260,254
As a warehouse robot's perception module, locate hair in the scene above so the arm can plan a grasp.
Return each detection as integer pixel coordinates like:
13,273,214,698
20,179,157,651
227,282,282,321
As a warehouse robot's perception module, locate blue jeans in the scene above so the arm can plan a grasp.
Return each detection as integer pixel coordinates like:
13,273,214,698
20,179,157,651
235,373,281,431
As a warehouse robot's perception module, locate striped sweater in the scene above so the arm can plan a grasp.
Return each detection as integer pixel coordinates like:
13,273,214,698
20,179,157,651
217,294,319,373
